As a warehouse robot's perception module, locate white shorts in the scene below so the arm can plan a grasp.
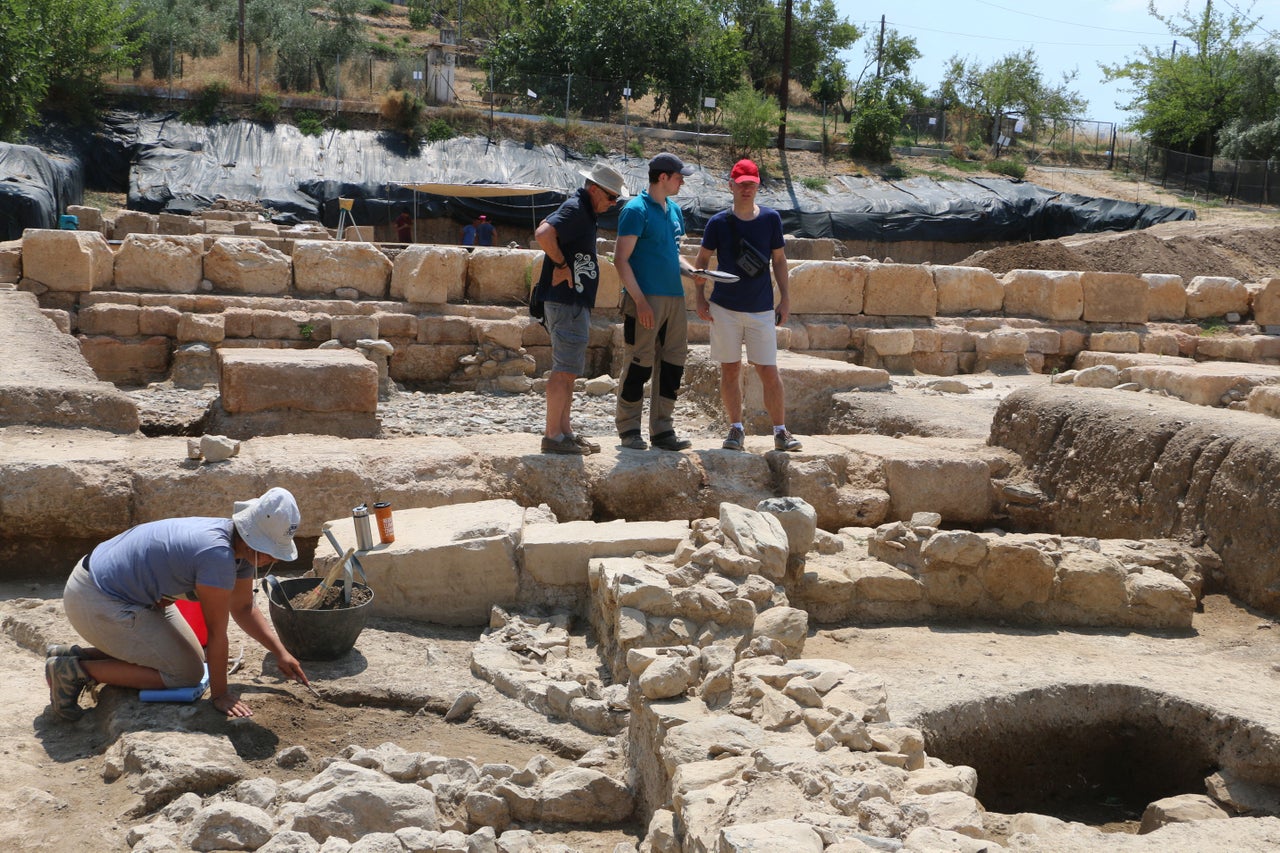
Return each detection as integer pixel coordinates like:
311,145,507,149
708,302,777,365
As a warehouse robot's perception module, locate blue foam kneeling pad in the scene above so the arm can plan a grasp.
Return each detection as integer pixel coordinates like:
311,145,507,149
139,664,209,703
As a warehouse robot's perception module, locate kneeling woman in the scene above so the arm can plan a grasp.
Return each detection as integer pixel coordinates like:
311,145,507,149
47,487,311,720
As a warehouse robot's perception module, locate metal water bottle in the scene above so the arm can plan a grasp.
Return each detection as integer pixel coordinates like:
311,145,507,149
352,504,375,551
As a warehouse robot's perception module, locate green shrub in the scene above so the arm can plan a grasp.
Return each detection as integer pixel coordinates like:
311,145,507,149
181,80,229,125
424,117,455,142
252,94,279,123
847,97,899,162
581,139,607,157
364,0,391,15
723,85,780,157
626,139,644,158
801,176,828,191
295,110,325,137
880,164,906,180
988,158,1026,180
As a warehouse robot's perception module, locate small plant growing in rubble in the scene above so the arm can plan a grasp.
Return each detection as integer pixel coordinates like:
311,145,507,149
298,322,315,340
1199,318,1229,336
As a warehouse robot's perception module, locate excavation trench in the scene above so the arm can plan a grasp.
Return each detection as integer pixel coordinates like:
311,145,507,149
917,683,1277,828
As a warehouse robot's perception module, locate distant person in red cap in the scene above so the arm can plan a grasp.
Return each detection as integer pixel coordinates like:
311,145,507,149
693,158,801,453
475,214,496,246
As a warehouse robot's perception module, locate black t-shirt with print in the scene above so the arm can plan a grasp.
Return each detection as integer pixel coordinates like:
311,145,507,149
538,188,600,308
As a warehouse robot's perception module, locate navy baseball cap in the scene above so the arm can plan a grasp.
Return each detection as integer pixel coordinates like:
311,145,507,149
649,152,694,176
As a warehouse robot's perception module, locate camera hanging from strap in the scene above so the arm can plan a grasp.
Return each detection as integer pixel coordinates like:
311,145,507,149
726,215,769,279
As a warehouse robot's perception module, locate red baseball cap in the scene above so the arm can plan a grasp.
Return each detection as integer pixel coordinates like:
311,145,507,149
730,159,760,184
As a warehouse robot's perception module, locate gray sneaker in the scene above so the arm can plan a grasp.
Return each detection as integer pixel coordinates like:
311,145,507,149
46,643,85,658
722,426,745,451
45,655,90,721
774,429,802,452
541,435,588,455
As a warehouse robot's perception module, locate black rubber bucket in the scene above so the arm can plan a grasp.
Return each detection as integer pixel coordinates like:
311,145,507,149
266,577,374,661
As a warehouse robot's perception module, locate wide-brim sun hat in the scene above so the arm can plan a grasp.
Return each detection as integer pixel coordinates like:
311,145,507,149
579,162,629,199
233,487,301,562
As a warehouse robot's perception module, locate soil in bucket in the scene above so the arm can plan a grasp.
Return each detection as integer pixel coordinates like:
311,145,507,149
267,577,374,661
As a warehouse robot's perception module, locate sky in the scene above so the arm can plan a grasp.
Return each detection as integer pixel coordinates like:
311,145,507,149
832,0,1280,127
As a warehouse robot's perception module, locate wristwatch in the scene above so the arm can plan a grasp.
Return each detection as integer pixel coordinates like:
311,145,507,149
554,259,568,269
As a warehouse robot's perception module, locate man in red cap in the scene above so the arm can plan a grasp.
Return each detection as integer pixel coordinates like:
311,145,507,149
475,214,496,246
693,158,801,453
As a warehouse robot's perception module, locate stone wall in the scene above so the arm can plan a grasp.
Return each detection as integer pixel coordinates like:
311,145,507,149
9,229,1280,391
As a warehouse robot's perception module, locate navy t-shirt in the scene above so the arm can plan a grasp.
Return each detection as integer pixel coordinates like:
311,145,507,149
538,188,600,308
700,206,784,313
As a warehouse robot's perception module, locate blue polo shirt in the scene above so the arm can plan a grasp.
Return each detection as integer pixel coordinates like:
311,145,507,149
700,206,785,313
617,190,686,297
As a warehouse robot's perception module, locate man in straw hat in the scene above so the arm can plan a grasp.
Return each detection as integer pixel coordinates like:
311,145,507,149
533,162,628,454
45,487,311,721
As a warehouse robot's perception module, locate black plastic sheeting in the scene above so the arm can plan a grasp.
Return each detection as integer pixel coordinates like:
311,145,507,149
4,111,1195,243
0,144,84,241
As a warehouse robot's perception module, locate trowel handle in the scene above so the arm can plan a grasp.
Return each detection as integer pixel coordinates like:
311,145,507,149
263,574,292,611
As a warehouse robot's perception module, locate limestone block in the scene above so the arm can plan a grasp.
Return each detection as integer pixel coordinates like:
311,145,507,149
20,229,114,292
719,820,823,852
331,315,379,345
720,503,789,581
203,238,291,295
1073,364,1121,388
864,264,936,317
111,210,157,238
139,305,181,337
789,261,865,315
522,519,688,586
979,541,1055,608
177,313,225,344
373,312,417,339
596,252,623,310
835,435,993,524
1056,549,1128,613
171,343,219,388
1024,328,1061,355
1196,335,1260,362
391,245,466,304
113,234,205,293
317,500,523,625
1246,385,1280,418
1141,332,1181,357
158,212,197,235
222,307,254,338
1143,273,1187,321
1252,278,1280,326
1088,331,1140,353
1139,794,1229,834
847,560,923,602
41,308,70,333
865,329,913,358
1081,271,1148,323
1003,269,1083,321
934,266,1003,315
466,248,539,305
78,335,170,384
77,303,140,337
66,205,103,233
803,321,853,351
756,496,817,556
418,316,475,344
736,348,889,435
0,240,22,282
253,311,329,342
293,240,391,298
913,352,959,376
1125,568,1195,621
218,348,377,413
975,329,1028,358
1185,276,1248,319
390,344,474,384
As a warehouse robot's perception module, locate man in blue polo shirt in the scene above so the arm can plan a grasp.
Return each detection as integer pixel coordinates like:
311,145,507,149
614,152,700,451
533,163,628,454
694,158,802,453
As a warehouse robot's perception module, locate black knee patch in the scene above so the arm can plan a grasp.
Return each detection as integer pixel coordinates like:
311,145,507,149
623,315,636,346
621,362,652,402
658,360,684,400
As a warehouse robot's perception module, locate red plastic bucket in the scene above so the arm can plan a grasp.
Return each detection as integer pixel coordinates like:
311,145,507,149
175,599,208,647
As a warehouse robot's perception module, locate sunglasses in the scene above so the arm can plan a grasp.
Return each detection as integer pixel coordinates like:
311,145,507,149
593,183,619,202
